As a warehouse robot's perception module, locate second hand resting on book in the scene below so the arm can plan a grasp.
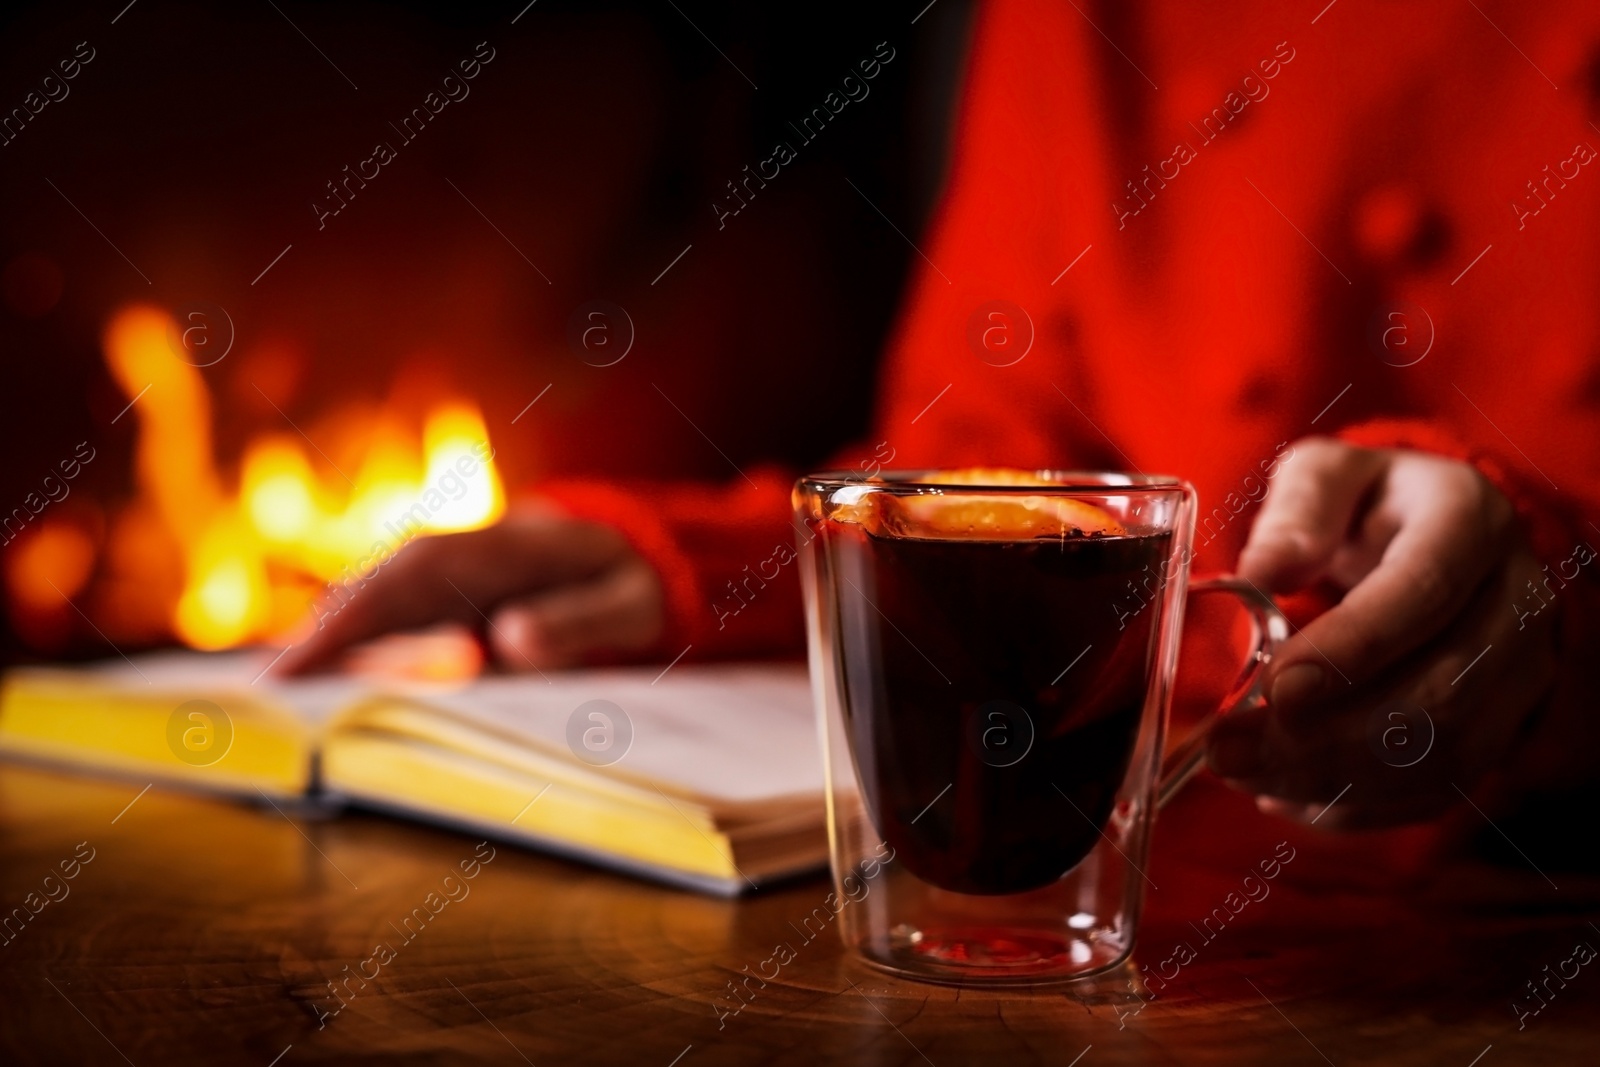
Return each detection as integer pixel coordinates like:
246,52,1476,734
278,509,666,677
283,439,1562,832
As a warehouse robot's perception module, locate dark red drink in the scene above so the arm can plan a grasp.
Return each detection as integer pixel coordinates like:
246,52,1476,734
828,525,1171,895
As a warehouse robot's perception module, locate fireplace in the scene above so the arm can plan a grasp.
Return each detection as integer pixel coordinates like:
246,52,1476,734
5,303,504,656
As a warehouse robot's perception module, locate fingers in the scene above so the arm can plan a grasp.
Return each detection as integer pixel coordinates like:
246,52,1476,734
1212,446,1542,831
278,534,485,674
1207,545,1556,829
1264,457,1513,713
279,514,633,674
1237,437,1388,594
1251,794,1449,832
487,557,665,670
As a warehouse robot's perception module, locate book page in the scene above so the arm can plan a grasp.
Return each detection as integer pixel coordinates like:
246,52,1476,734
13,652,824,805
385,664,821,805
15,650,364,728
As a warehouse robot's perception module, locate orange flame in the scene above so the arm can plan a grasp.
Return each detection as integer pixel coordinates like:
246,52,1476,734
103,305,505,650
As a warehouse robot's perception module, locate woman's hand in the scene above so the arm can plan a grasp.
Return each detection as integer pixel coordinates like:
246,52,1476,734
279,508,665,674
1207,438,1559,828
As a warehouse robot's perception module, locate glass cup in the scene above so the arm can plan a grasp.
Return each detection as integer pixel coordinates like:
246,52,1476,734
794,469,1287,986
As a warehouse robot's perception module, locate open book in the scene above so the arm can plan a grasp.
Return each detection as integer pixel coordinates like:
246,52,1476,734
0,652,825,895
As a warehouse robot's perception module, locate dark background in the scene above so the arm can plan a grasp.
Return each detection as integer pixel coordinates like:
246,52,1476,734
0,0,974,660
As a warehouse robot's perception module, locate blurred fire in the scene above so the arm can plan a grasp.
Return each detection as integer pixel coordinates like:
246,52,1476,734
4,519,99,650
88,304,506,650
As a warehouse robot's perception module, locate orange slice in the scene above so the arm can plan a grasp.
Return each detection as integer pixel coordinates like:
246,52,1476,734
829,468,1125,540
909,468,1060,487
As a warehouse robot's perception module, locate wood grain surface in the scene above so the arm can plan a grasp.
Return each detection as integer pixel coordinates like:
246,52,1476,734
1,762,1595,1066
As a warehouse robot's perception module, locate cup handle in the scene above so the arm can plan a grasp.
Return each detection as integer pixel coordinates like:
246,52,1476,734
1156,576,1291,809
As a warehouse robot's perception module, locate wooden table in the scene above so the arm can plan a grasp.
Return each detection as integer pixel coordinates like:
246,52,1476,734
2,762,1595,1065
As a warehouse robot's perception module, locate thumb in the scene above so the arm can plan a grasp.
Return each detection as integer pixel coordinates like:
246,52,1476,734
487,557,665,671
1236,439,1386,593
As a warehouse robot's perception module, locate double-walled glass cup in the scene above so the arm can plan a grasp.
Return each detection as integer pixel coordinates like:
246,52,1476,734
795,470,1286,986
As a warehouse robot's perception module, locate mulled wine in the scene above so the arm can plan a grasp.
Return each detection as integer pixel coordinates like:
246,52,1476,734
829,525,1171,895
